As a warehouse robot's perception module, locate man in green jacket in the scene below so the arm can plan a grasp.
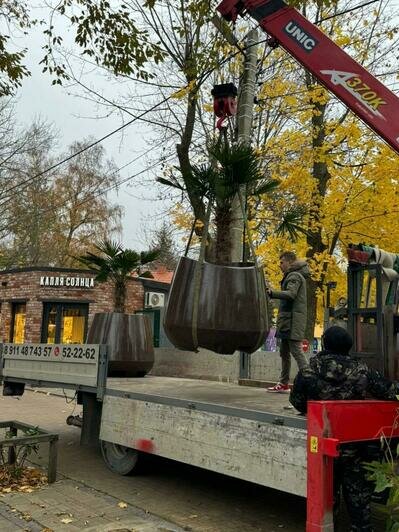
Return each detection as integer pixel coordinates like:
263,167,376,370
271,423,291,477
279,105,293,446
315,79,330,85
267,251,310,393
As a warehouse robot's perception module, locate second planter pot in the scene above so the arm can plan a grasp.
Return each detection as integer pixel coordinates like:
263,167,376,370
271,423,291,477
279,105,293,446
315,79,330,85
86,312,154,377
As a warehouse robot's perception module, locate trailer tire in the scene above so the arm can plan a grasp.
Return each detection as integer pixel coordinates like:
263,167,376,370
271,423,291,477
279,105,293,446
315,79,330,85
100,440,139,475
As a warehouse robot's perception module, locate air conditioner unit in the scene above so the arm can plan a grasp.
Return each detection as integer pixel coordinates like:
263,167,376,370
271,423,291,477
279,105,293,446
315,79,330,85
145,292,165,308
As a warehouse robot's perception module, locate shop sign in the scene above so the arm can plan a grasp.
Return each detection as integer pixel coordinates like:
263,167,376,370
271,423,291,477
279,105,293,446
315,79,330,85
39,276,95,288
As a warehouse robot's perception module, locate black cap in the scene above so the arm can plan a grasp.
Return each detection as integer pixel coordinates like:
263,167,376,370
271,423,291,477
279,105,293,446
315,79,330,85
322,326,353,354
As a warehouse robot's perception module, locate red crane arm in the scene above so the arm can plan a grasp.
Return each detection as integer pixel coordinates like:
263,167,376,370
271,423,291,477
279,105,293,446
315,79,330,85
217,0,399,153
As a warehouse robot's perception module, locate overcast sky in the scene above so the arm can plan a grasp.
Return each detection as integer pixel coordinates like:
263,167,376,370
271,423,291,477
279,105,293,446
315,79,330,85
13,5,170,251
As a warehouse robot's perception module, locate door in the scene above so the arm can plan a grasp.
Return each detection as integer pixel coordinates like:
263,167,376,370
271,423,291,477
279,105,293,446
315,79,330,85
41,303,88,344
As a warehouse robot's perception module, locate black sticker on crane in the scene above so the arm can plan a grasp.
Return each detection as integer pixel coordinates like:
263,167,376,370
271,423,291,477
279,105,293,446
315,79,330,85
283,20,319,53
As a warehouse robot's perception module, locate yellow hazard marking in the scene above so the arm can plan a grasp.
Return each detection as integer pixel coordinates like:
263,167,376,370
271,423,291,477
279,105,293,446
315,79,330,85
310,436,319,453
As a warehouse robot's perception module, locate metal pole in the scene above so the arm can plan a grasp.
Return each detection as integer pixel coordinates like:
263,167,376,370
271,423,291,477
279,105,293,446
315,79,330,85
211,22,259,378
234,30,259,379
231,29,259,263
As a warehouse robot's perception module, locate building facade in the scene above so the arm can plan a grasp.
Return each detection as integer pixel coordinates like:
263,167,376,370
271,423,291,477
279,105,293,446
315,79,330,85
0,267,147,344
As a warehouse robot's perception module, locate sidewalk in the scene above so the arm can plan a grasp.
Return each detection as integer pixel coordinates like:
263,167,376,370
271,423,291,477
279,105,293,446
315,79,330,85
0,390,184,532
0,477,181,531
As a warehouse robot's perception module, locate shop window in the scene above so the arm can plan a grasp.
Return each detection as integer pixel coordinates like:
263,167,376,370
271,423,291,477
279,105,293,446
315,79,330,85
11,303,26,344
42,303,88,344
61,308,86,344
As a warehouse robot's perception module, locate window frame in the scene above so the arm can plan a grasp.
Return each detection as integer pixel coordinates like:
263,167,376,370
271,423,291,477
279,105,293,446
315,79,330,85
41,302,89,344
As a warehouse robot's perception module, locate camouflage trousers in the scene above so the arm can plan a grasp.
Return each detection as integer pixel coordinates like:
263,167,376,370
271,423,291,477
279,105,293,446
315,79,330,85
279,339,308,385
333,454,374,532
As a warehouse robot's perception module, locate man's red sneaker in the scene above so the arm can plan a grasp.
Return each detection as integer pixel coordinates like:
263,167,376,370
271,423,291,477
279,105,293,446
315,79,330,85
266,383,290,393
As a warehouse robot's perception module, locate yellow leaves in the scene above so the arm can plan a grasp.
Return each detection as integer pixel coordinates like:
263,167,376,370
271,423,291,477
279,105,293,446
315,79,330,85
335,35,351,47
308,252,334,283
171,80,196,100
202,103,213,113
170,204,193,232
285,95,298,107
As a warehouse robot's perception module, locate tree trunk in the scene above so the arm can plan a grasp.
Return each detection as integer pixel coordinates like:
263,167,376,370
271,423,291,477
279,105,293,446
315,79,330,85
114,281,126,313
304,77,330,341
215,206,232,264
176,87,215,261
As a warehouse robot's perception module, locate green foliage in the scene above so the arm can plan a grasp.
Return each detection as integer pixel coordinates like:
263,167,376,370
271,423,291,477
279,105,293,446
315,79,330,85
0,1,32,96
41,0,166,83
150,222,179,270
365,442,399,531
179,142,279,207
78,240,159,312
144,0,338,11
275,206,308,242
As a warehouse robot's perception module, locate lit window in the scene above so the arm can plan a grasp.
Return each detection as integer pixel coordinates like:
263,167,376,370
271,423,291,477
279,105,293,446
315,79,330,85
11,303,26,344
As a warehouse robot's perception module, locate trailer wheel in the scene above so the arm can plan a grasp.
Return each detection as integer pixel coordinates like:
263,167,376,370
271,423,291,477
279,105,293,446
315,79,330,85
100,440,139,475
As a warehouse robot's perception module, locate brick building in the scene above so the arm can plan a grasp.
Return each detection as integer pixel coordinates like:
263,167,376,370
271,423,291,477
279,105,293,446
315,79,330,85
0,266,170,345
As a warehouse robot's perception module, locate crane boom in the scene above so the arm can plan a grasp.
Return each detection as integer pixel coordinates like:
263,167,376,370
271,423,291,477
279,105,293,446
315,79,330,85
217,0,399,153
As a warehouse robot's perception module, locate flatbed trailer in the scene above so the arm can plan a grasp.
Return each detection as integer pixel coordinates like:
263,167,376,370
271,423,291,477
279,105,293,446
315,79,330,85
4,342,399,532
101,376,306,496
0,342,307,497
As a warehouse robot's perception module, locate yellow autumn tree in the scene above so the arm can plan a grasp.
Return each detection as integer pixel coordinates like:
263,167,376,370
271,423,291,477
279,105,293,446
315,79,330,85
251,2,399,336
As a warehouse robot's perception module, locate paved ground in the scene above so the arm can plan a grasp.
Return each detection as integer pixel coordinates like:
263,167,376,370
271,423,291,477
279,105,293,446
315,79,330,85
0,478,183,531
0,388,307,531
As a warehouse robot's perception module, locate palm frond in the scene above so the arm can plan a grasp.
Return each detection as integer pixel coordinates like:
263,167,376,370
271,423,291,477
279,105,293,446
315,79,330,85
95,240,123,258
140,248,160,265
253,179,280,196
156,177,184,190
275,207,308,242
186,165,218,199
208,142,265,189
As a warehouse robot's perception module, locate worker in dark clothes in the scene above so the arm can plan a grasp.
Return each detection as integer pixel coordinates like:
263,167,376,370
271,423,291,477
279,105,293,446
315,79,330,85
290,326,399,532
266,251,310,393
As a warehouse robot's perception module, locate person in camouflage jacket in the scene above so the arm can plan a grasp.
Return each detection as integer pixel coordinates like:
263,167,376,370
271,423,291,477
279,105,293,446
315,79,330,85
290,326,399,532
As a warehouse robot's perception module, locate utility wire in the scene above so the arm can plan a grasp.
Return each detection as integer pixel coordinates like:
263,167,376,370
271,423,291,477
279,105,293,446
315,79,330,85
318,0,381,23
0,32,260,205
0,140,167,228
0,150,175,236
0,94,174,207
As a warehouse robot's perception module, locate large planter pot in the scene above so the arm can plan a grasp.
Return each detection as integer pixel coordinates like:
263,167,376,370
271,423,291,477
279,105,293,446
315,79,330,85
86,313,154,377
164,256,269,354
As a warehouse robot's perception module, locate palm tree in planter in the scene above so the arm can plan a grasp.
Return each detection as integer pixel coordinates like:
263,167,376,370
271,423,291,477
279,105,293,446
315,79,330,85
160,142,302,354
78,240,160,377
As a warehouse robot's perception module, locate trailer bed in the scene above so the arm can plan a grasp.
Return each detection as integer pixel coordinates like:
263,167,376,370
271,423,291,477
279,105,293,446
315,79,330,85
101,376,307,496
106,376,306,429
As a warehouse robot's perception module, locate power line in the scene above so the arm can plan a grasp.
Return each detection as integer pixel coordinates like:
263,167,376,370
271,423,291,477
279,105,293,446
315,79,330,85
0,32,249,204
0,149,175,236
0,29,263,206
3,1,391,206
0,93,174,208
318,0,381,23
